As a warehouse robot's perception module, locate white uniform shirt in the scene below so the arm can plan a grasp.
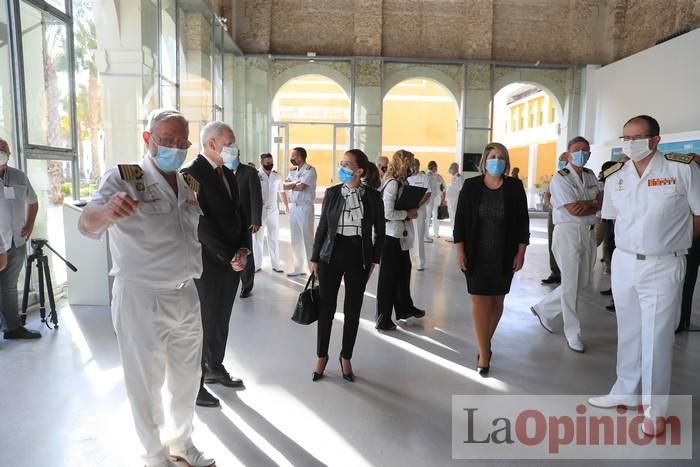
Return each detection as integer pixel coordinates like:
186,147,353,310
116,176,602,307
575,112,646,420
0,166,38,248
259,169,283,210
446,174,464,205
382,178,414,250
550,163,600,225
602,152,700,256
287,163,317,205
79,156,203,287
426,171,443,197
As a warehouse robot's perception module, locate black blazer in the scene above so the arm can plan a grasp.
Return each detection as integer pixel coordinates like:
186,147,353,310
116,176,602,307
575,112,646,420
181,155,250,267
232,163,263,227
453,175,530,272
311,184,385,268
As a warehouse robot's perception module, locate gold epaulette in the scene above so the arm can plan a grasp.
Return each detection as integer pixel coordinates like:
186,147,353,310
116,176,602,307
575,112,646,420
557,168,570,176
117,164,144,180
603,162,624,178
665,152,694,164
182,173,200,194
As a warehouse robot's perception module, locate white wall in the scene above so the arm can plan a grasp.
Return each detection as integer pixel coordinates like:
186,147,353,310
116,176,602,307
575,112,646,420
585,28,700,171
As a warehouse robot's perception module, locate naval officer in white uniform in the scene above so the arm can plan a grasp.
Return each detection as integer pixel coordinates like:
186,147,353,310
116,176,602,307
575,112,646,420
283,147,317,276
531,136,601,353
79,109,218,467
254,152,288,272
589,115,700,437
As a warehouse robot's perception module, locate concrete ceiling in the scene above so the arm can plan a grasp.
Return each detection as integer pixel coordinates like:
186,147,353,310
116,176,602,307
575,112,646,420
213,0,700,65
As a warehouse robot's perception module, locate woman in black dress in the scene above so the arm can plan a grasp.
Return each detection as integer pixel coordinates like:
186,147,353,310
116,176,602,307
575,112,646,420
453,142,530,376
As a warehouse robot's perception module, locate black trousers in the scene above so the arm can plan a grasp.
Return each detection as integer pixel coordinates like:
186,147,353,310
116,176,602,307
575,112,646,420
376,236,415,326
680,238,700,327
240,251,255,293
317,235,367,359
195,258,241,387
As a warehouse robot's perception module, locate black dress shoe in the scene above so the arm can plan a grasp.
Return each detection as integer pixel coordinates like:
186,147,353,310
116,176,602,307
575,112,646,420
541,275,561,284
240,289,252,298
412,308,426,318
205,368,244,388
600,289,613,296
476,353,490,377
196,387,220,407
375,322,397,331
605,303,616,312
4,326,41,339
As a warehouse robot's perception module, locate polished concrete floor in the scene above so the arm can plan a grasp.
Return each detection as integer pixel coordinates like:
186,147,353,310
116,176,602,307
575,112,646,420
1,217,698,467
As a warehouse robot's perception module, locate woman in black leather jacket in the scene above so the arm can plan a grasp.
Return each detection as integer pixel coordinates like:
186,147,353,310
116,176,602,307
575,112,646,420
309,149,385,382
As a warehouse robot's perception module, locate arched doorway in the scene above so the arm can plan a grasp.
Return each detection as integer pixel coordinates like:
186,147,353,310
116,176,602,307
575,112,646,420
381,78,459,182
271,74,351,187
491,82,562,209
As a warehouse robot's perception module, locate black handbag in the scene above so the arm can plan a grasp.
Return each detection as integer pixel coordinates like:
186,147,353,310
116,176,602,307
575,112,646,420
291,273,320,325
437,204,449,220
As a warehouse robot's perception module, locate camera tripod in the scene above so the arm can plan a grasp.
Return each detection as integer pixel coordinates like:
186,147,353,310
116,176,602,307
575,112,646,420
20,238,77,329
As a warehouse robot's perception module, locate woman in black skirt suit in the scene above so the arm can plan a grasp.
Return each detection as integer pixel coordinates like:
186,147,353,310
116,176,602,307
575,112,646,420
453,142,530,376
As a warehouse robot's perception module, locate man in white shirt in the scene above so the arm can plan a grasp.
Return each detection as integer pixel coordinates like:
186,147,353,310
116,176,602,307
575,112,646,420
79,109,217,467
283,147,317,276
407,158,432,270
445,162,464,241
425,160,445,238
254,153,288,272
0,137,41,340
531,136,601,353
589,115,700,437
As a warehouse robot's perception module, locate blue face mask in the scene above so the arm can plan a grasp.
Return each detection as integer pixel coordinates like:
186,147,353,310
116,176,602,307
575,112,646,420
224,159,240,170
338,166,355,184
557,160,567,170
571,150,591,167
485,158,506,177
153,145,187,173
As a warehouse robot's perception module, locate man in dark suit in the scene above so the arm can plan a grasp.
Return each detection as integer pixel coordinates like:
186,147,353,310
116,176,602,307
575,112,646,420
225,151,262,298
181,121,251,408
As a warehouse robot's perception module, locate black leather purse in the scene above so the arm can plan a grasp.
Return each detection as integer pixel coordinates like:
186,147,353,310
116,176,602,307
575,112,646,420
291,273,320,325
437,204,449,219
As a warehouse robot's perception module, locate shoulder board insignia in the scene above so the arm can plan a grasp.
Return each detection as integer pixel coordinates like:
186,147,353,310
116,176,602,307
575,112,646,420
117,164,144,181
557,168,570,176
603,162,625,178
182,173,200,194
582,167,594,174
665,152,694,164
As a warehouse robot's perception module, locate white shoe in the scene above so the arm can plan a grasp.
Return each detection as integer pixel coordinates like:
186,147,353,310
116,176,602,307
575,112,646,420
170,445,215,467
587,394,641,409
148,460,178,467
640,416,666,437
286,271,305,277
424,237,434,243
567,337,585,353
530,306,553,333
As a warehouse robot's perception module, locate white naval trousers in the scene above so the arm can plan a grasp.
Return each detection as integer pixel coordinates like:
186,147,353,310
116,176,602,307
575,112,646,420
412,205,429,269
534,223,596,343
447,195,458,236
253,207,281,270
111,278,202,467
289,202,314,274
426,197,440,238
609,248,685,419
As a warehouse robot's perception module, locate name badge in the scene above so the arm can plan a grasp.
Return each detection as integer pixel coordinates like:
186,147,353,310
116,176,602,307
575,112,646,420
3,186,15,199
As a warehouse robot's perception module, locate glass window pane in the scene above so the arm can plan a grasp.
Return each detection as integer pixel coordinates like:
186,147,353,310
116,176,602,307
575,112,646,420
161,0,177,83
45,0,66,14
141,0,158,111
26,159,73,285
0,1,17,161
20,2,72,148
73,0,104,198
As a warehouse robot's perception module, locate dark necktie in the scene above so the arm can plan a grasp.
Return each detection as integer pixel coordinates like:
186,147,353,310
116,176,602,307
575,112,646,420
215,166,224,183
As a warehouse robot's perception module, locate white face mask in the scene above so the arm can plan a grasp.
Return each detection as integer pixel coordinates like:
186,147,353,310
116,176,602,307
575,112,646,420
622,138,652,162
221,143,239,164
0,151,8,166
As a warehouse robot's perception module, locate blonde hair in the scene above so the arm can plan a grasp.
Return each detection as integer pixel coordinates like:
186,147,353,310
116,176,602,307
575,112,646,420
384,149,414,182
479,142,511,176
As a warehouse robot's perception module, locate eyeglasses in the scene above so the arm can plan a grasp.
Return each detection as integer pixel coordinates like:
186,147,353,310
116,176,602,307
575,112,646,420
151,134,192,150
618,134,655,142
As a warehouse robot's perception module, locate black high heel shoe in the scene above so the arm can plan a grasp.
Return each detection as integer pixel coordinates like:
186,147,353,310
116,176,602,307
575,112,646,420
312,355,329,382
339,355,354,382
476,348,493,377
